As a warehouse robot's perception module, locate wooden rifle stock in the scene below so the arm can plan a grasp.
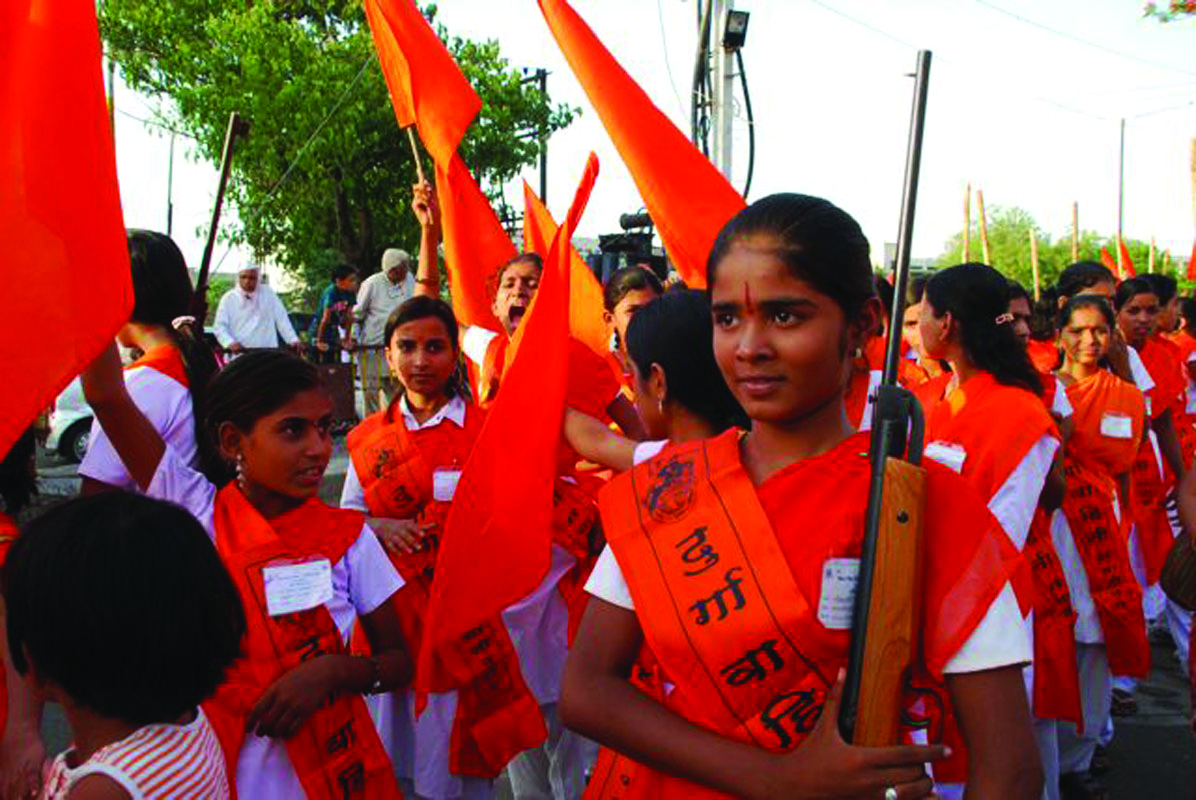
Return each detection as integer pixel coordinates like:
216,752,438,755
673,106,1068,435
839,50,932,745
190,111,250,322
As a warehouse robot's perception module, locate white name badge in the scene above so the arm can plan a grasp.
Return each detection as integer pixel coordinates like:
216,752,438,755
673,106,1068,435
433,469,462,502
924,441,967,474
263,559,333,617
1100,412,1134,440
818,558,860,630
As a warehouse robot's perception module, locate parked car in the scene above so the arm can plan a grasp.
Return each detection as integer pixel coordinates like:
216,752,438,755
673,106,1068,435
46,378,93,463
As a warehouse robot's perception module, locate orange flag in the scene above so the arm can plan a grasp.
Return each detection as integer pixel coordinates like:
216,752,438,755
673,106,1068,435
523,154,608,357
1101,246,1120,278
436,155,510,331
539,0,745,288
1119,239,1137,278
363,0,479,169
1,0,132,456
1188,240,1196,282
418,167,592,684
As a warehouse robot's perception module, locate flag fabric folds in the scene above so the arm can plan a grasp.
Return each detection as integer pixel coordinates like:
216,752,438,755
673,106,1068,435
1101,246,1120,278
1188,240,1196,282
538,0,745,288
1,0,132,457
1119,239,1137,278
522,154,608,357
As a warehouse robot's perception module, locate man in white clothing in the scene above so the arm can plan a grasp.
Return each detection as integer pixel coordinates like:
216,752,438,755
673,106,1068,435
212,266,301,353
353,248,416,414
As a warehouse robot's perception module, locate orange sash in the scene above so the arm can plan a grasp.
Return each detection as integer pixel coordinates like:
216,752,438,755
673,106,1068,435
1063,372,1151,676
600,430,1019,796
205,487,400,800
346,405,547,777
1129,437,1172,584
913,372,952,420
1024,509,1082,725
125,344,189,387
1027,339,1059,374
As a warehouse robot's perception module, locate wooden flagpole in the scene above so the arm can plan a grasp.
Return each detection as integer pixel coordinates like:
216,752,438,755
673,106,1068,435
1149,237,1156,274
1030,230,1041,301
963,183,971,262
1072,202,1080,261
977,189,991,264
407,127,427,184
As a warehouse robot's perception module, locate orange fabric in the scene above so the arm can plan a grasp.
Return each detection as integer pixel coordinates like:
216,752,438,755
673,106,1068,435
914,372,953,419
1027,339,1059,374
435,155,510,332
522,161,609,360
363,0,479,169
1063,371,1151,676
1024,510,1082,725
2,1,133,457
1169,329,1196,365
1119,240,1137,278
1148,334,1196,464
538,0,745,288
205,488,400,800
1139,337,1185,424
599,430,1020,796
0,514,16,739
126,344,189,388
1189,240,1196,282
418,183,577,695
926,371,1058,506
1100,247,1120,278
346,405,547,777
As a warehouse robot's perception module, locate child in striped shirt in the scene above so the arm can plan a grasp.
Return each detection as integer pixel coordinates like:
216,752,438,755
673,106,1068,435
1,493,245,800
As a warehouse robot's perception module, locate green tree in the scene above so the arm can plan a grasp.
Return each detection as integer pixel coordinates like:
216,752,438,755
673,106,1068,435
101,0,575,305
1145,1,1196,21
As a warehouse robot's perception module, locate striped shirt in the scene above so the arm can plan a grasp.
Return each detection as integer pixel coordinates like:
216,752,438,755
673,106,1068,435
41,708,228,800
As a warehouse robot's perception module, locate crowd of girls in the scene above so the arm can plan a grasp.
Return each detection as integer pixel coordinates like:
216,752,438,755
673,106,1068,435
2,184,1194,800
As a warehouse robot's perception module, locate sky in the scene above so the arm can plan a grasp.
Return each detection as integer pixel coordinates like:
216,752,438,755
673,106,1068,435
108,0,1196,281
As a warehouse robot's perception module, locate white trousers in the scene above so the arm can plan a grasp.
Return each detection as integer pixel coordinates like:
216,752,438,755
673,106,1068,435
507,703,599,800
1057,643,1114,775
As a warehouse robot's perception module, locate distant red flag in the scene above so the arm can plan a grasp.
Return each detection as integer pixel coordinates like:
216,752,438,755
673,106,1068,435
1119,239,1137,278
539,0,745,288
1188,240,1196,282
1,0,132,456
418,165,590,686
363,0,479,168
436,155,509,331
523,154,608,357
1100,246,1120,278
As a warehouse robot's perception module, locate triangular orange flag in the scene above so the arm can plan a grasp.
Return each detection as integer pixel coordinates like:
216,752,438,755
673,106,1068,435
418,165,590,687
539,0,745,288
1,0,132,456
523,155,608,357
1119,238,1137,278
1100,246,1120,278
363,0,479,169
1188,240,1196,282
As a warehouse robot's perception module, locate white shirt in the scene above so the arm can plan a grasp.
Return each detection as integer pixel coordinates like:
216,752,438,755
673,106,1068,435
146,447,403,799
81,365,196,490
340,396,468,512
461,326,499,368
1052,377,1074,420
213,283,299,349
355,272,416,346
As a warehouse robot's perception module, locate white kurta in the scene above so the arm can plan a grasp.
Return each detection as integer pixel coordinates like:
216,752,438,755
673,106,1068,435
213,284,300,349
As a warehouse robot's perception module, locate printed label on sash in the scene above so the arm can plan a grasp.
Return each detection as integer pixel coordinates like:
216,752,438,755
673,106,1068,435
817,558,859,630
924,441,967,474
263,559,334,617
432,469,462,502
1100,412,1134,440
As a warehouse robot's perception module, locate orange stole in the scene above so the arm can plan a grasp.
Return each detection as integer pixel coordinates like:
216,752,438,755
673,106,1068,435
1064,372,1150,675
205,488,400,800
600,430,1019,796
1024,510,1081,725
125,344,189,387
1027,339,1059,374
346,406,547,777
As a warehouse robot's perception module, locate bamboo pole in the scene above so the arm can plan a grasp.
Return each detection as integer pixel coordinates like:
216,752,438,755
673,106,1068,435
1149,237,1156,274
1029,230,1041,301
963,183,971,262
977,189,991,264
1072,202,1080,261
406,127,427,184
1116,233,1124,279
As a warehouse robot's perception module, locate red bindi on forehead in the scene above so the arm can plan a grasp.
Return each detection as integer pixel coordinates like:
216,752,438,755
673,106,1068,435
743,282,755,314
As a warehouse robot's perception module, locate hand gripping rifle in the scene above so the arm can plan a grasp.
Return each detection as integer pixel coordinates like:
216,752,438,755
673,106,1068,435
190,111,251,323
839,50,932,746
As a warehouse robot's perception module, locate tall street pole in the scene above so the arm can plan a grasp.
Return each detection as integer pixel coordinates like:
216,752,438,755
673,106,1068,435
1117,117,1126,276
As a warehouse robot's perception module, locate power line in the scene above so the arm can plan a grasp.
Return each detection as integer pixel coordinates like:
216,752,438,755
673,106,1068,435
656,0,687,119
971,0,1196,78
114,107,197,139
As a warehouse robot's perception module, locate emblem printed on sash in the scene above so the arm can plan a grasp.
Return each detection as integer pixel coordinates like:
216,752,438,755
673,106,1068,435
645,456,696,523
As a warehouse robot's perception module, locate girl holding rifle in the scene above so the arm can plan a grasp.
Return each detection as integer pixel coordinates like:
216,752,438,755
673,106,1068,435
561,194,1041,799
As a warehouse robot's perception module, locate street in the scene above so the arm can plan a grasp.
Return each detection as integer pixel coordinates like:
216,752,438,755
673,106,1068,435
30,445,1196,797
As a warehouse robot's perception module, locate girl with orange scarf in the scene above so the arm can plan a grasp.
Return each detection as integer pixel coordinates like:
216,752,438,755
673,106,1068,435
1051,296,1151,800
561,194,1042,800
340,296,544,800
81,346,413,800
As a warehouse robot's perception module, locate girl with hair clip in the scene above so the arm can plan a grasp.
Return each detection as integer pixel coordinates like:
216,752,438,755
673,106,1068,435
81,230,227,494
562,194,1042,800
602,266,664,392
916,262,1062,800
80,346,413,800
1050,295,1150,800
340,296,544,800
